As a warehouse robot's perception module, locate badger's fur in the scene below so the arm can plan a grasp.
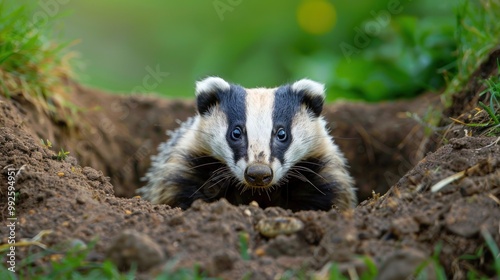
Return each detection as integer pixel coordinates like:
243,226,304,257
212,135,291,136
138,77,356,211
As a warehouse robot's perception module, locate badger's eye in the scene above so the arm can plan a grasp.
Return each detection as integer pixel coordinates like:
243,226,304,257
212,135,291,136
276,128,287,141
231,127,242,140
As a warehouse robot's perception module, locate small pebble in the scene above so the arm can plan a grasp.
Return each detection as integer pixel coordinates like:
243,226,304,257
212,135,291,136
244,209,252,217
256,217,304,238
249,201,259,208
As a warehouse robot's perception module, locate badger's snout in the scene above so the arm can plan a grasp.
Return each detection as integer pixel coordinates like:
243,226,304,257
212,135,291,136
244,163,273,187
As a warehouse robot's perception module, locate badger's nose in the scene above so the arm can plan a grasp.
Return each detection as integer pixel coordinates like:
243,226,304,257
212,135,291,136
245,164,273,186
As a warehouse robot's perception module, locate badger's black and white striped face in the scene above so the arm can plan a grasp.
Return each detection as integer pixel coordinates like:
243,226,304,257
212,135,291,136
195,77,328,189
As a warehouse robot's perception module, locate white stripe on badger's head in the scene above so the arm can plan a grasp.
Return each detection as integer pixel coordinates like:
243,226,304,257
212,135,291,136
195,77,230,96
195,77,231,115
291,79,325,100
242,88,275,163
290,78,326,117
195,76,328,189
234,87,276,184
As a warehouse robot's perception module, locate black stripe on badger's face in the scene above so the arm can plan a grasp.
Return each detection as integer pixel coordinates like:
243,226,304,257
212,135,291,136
221,84,248,163
270,84,324,163
271,85,299,164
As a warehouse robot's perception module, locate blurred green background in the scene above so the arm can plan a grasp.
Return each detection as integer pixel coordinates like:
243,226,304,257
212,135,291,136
19,0,457,101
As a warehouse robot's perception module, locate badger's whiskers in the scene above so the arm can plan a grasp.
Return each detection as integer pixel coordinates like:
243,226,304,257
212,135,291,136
189,166,231,198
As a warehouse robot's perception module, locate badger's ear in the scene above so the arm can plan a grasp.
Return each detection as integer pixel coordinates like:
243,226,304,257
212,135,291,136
291,79,325,117
195,77,231,115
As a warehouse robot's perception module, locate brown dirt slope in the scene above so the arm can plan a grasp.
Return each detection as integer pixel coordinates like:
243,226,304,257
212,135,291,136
0,50,499,278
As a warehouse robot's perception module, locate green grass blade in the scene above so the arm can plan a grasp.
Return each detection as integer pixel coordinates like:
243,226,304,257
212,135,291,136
481,228,500,276
479,101,500,125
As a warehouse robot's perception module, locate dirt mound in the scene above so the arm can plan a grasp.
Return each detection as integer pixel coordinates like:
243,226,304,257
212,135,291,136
1,50,499,278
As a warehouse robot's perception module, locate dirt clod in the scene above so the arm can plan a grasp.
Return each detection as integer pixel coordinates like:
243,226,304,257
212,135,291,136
444,196,491,238
207,250,238,275
106,230,165,272
377,249,434,280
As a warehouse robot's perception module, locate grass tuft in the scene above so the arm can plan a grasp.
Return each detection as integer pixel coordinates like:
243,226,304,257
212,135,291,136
413,243,446,280
444,0,500,99
481,228,500,276
0,1,77,125
0,240,134,280
1,240,216,280
40,138,53,148
54,147,70,161
478,58,500,135
451,58,500,136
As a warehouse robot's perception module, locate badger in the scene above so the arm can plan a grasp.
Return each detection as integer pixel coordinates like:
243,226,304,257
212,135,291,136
138,77,356,211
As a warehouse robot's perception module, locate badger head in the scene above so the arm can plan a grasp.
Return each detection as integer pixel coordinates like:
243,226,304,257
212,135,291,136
195,76,327,190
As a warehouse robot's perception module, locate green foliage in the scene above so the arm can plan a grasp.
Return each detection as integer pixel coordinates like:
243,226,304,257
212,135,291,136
4,0,499,103
327,264,345,279
40,138,71,161
446,0,500,97
238,232,250,261
0,241,216,280
455,58,500,136
322,257,378,280
0,2,70,94
460,246,487,279
31,0,457,102
358,255,378,279
413,242,447,280
0,268,16,280
43,250,132,280
54,147,70,161
478,59,500,135
0,0,77,127
0,240,134,280
323,16,455,101
40,139,53,148
156,264,217,280
482,229,500,277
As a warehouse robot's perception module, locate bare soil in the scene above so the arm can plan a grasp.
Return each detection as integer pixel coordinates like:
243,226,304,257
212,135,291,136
1,50,499,279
